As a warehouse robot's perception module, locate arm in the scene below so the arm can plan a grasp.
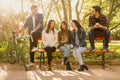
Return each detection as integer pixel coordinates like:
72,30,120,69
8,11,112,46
89,15,108,30
42,30,48,47
58,31,61,44
70,31,77,48
88,16,99,30
79,29,86,47
49,30,58,47
17,17,29,34
39,14,43,31
31,14,43,34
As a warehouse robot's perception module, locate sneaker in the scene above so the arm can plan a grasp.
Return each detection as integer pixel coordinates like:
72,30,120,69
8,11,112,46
89,48,96,52
102,49,108,52
61,61,64,65
26,62,34,67
31,47,38,52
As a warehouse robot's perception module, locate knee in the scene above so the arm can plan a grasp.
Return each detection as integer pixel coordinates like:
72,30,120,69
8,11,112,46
88,30,93,36
66,45,70,50
106,30,110,35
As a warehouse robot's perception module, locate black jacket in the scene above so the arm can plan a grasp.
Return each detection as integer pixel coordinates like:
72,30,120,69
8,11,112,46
71,28,87,48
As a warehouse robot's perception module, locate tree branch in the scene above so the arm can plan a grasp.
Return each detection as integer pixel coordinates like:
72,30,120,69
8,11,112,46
110,23,120,31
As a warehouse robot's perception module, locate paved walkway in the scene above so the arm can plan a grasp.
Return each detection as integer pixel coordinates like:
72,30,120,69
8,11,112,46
0,62,120,80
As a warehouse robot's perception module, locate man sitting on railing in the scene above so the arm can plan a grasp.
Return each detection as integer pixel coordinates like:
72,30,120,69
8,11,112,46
88,6,110,52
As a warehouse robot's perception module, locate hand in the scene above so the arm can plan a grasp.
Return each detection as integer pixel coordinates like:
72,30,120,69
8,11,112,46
95,23,100,28
16,29,22,33
74,47,77,50
60,40,65,43
16,30,24,37
30,29,36,35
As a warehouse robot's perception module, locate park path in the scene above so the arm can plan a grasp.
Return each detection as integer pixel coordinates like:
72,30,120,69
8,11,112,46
0,62,120,80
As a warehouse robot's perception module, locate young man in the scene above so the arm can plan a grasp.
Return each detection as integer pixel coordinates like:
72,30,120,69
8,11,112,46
18,5,43,66
88,6,110,52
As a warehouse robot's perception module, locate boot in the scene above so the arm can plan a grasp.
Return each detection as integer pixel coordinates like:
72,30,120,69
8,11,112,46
83,64,88,70
48,64,52,71
77,65,84,71
62,57,67,65
66,62,72,70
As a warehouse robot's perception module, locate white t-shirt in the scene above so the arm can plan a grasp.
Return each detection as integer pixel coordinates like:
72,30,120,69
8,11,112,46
32,16,35,29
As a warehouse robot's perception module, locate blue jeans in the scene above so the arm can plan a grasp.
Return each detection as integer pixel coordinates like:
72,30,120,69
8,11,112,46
59,44,70,62
73,47,86,65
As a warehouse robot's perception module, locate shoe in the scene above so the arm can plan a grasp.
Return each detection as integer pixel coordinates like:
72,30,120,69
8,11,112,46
31,47,38,52
102,48,108,52
26,62,34,67
77,65,84,71
66,62,72,70
48,64,52,71
89,48,95,52
61,57,67,65
83,64,88,70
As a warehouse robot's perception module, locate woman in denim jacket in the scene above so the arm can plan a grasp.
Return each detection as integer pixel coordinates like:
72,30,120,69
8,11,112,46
58,21,72,70
71,20,88,71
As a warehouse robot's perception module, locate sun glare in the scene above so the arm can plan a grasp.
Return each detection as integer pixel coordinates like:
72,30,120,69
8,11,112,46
1,0,15,9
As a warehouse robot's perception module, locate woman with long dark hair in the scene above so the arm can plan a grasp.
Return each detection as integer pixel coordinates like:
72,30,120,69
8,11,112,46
71,20,88,71
42,20,58,70
58,21,72,70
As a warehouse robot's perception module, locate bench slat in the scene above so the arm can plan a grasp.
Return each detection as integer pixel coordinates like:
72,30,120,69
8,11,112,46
36,49,114,54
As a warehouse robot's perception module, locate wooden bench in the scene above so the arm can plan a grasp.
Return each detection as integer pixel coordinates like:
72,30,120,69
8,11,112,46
87,35,113,40
86,35,114,69
35,49,114,69
36,36,114,69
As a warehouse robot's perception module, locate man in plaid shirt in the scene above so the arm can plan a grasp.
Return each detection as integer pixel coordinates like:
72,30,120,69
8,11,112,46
88,6,110,52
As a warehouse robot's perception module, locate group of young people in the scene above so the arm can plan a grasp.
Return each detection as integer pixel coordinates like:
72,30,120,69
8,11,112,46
18,5,110,71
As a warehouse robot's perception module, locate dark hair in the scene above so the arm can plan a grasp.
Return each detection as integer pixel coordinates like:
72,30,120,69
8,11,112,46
46,20,55,33
72,20,83,34
60,21,68,31
92,6,101,14
31,5,37,10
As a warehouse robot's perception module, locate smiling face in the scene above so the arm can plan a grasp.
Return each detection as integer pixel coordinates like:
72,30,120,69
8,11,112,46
31,7,38,15
71,21,76,29
61,23,67,30
50,21,55,29
92,8,97,16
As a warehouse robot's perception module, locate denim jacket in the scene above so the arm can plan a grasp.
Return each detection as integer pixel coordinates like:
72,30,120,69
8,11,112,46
71,28,87,48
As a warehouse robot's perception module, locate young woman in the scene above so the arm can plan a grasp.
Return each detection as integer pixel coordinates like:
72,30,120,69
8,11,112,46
58,21,72,70
42,20,58,70
70,20,88,71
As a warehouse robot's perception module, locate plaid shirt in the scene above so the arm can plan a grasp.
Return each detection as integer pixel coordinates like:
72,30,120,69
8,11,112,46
88,14,109,28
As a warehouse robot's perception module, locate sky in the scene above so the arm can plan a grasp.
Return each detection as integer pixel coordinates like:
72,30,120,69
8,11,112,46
0,0,83,21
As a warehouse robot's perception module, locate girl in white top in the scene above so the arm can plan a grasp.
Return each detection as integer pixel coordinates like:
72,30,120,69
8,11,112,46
42,20,58,70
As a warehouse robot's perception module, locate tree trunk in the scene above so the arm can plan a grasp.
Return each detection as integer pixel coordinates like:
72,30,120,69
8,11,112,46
53,0,62,21
44,1,52,27
108,0,114,27
68,0,72,24
61,0,68,23
75,0,84,23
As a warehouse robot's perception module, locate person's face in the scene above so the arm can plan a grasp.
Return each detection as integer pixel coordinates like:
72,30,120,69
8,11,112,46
61,23,67,30
92,8,97,16
71,21,76,29
31,7,38,15
51,21,55,29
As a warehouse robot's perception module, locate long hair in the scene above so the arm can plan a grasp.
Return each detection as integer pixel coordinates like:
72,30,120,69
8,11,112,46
72,20,83,34
60,21,68,31
46,20,55,33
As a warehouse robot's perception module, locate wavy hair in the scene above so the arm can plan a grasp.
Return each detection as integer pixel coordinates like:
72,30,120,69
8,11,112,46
46,20,55,33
